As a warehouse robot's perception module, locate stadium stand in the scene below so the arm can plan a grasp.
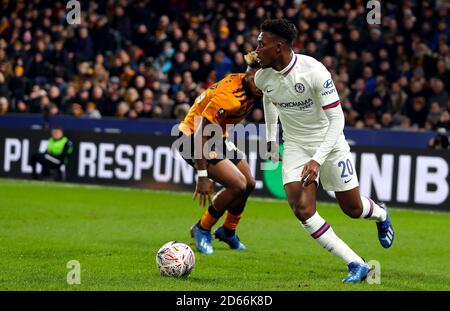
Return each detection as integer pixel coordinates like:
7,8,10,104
0,0,449,131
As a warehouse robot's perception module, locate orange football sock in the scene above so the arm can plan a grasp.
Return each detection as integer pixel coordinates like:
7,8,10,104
223,212,242,231
199,207,221,231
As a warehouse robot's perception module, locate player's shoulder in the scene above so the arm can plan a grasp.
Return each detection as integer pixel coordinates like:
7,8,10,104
209,76,242,104
222,73,245,83
218,73,245,89
254,67,273,89
295,54,330,83
296,54,327,72
207,74,240,96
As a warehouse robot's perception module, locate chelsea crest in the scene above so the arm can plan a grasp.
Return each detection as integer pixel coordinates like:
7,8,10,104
295,83,305,93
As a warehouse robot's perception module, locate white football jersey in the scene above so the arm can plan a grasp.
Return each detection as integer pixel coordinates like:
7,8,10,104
255,53,346,146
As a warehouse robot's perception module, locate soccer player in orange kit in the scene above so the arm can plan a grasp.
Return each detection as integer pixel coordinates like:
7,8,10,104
176,52,262,255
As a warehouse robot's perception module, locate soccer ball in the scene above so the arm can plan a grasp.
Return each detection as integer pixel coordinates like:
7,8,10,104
156,241,195,277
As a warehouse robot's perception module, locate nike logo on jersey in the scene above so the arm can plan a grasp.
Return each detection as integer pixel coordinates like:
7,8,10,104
344,178,353,184
266,89,274,93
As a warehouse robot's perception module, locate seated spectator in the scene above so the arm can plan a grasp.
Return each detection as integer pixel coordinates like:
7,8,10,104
49,104,59,117
428,102,442,127
349,79,372,116
368,96,387,122
363,112,380,129
0,97,8,114
436,110,450,130
15,100,28,113
392,116,418,131
84,102,102,119
381,113,394,129
362,66,377,93
405,97,429,129
213,51,233,80
173,103,190,121
70,103,84,118
48,86,62,108
389,82,408,119
61,85,78,113
158,94,175,118
429,78,449,108
116,101,130,118
152,105,163,118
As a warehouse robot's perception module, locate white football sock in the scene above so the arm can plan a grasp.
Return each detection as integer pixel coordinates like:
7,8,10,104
360,196,387,222
301,212,365,265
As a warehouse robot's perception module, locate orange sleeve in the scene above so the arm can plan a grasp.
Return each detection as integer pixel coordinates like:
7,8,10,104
201,91,240,124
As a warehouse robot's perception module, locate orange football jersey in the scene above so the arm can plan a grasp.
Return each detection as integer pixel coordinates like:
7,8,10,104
179,73,255,136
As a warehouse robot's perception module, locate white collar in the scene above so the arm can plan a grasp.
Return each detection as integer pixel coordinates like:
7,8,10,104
278,51,296,75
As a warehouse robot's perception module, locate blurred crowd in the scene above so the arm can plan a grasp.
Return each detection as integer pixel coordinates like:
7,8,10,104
0,0,449,131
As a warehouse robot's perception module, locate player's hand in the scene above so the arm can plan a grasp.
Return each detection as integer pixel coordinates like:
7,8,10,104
266,141,282,163
193,177,213,208
301,160,320,187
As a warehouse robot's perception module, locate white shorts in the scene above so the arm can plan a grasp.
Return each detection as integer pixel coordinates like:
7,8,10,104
282,141,359,192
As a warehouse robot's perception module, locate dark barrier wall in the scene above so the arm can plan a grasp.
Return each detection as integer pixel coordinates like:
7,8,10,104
1,127,449,211
0,114,436,148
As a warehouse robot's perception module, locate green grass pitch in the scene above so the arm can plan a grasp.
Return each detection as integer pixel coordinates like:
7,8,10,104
1,178,449,291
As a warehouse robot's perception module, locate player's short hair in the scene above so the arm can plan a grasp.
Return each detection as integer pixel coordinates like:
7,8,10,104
261,19,298,46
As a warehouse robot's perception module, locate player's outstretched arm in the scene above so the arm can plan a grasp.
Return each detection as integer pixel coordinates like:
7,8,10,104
193,116,213,208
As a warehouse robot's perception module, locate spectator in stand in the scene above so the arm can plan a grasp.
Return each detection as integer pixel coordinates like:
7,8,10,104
349,78,372,117
392,116,417,131
389,82,408,121
0,97,8,114
429,78,449,108
436,110,450,130
213,51,233,81
84,102,102,119
405,96,429,129
380,113,394,129
428,102,443,129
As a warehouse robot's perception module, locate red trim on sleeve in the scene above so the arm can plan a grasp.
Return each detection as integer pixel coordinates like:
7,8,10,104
322,100,340,110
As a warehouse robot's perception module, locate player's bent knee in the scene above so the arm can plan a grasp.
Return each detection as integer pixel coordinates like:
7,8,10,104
246,177,256,192
229,178,247,196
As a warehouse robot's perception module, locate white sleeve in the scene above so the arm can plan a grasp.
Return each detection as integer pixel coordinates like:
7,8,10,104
313,64,340,109
263,94,279,142
311,64,344,165
311,96,345,165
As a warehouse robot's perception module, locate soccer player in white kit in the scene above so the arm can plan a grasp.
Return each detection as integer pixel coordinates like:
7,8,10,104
254,19,395,283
